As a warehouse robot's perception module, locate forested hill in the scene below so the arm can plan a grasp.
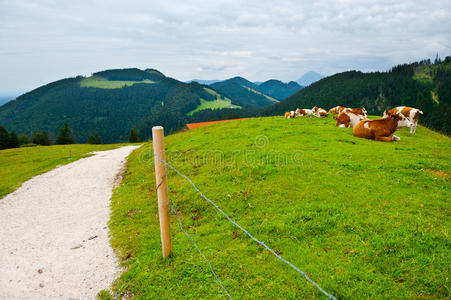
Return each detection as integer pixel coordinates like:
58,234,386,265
0,68,305,143
262,57,451,135
210,77,303,107
257,80,302,100
0,68,224,143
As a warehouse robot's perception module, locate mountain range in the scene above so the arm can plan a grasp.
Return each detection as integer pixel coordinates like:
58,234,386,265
1,59,449,143
0,68,303,142
0,96,15,107
296,71,324,86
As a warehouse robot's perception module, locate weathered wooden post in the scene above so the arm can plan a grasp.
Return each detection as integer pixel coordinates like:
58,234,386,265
152,126,172,258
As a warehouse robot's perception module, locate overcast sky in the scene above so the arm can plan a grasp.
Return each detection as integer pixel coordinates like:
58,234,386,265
1,0,450,95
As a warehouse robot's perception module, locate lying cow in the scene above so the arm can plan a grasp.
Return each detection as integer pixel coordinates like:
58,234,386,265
285,111,296,119
353,113,413,142
335,111,367,128
328,106,346,114
312,107,328,117
383,106,423,134
343,107,367,117
296,108,314,116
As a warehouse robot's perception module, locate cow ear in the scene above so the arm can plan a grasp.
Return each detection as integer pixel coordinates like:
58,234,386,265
391,114,397,120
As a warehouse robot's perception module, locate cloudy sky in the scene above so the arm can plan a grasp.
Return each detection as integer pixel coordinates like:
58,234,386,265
1,0,450,95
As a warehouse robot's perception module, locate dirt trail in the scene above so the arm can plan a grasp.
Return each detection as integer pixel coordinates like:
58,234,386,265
0,145,141,299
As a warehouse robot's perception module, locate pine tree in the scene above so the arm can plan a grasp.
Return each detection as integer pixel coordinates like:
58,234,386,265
0,126,10,150
32,131,50,145
86,133,101,144
56,123,75,145
128,128,143,143
8,131,19,148
18,134,30,145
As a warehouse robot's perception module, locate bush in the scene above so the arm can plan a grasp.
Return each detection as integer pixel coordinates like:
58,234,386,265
19,143,38,148
128,128,143,143
86,133,101,144
32,131,50,145
18,134,30,145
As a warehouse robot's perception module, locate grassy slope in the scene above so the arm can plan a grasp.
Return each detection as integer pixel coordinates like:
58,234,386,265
187,88,241,116
80,77,155,89
0,144,126,198
109,117,450,299
242,86,279,102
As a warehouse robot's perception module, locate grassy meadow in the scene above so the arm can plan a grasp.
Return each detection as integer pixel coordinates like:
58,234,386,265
187,98,240,116
107,116,450,299
80,77,155,89
0,144,126,198
188,88,241,116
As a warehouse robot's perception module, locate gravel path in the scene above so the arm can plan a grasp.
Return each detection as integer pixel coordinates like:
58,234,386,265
0,145,141,299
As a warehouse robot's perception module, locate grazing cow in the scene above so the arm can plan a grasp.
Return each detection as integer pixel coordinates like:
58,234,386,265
312,107,328,117
285,111,296,119
335,111,367,128
343,107,367,117
383,106,423,134
353,113,413,142
328,106,346,114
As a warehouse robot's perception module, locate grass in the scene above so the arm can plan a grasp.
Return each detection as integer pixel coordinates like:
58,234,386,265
242,86,279,102
187,88,241,115
0,144,127,198
108,116,450,299
80,77,155,89
187,99,240,116
413,61,451,85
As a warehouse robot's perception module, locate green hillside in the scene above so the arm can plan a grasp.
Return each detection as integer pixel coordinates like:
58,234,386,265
257,79,303,100
80,77,155,89
187,88,240,116
0,69,291,144
262,58,451,135
0,69,222,142
107,116,450,299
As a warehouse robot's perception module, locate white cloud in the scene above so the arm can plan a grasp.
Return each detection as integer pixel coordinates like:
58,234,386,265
0,0,450,94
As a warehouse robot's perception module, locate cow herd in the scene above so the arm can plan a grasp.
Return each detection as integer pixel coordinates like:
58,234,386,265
285,105,423,142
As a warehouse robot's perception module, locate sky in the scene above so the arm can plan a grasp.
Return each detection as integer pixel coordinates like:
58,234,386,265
1,0,451,95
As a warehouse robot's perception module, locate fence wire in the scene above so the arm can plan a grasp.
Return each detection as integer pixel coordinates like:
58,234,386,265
154,153,336,300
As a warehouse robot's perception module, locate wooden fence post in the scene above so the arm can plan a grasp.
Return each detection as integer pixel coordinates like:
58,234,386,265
152,126,172,258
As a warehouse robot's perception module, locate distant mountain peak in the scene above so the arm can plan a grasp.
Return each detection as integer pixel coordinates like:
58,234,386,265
296,71,324,86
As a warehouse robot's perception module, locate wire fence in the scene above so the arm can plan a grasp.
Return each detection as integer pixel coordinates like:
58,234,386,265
154,153,336,300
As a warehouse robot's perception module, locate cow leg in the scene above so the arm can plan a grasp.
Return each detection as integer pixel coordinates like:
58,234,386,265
375,135,395,142
392,135,401,141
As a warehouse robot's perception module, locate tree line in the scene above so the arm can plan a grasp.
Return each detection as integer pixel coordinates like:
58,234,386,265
0,122,144,150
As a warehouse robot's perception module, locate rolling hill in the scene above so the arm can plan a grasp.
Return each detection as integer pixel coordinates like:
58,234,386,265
0,96,15,107
0,68,242,143
107,116,450,299
0,69,304,143
256,79,303,100
262,58,451,135
210,77,302,106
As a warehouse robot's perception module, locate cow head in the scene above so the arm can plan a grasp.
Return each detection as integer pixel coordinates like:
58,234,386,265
389,112,414,128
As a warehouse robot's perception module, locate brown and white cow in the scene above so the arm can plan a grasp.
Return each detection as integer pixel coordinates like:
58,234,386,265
328,106,346,114
343,107,367,117
285,111,296,119
353,113,413,142
335,111,367,128
295,108,306,116
383,106,423,134
312,107,328,117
